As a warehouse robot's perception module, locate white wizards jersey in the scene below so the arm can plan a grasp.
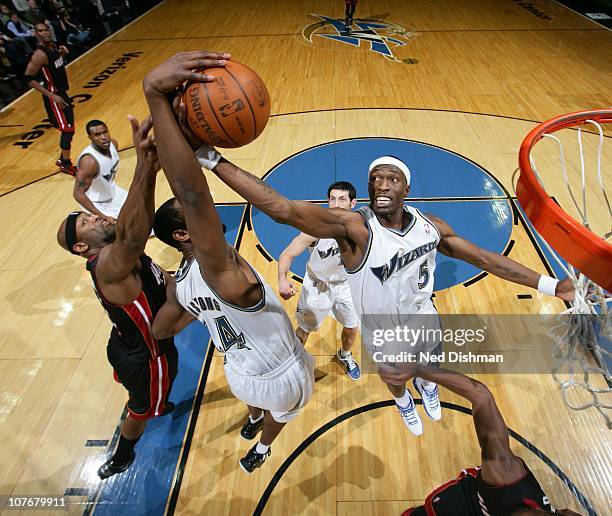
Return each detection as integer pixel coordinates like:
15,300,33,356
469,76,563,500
175,257,299,376
78,142,120,203
306,238,347,283
347,205,440,318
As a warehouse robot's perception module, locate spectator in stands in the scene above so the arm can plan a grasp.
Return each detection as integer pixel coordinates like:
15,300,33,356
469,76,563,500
10,0,28,14
7,12,31,36
0,3,12,25
22,0,46,25
0,38,25,106
52,6,89,48
1,18,32,61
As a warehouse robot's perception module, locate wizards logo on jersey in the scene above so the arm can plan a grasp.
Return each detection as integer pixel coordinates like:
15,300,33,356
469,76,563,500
302,14,419,64
370,241,436,285
103,162,119,183
318,246,340,259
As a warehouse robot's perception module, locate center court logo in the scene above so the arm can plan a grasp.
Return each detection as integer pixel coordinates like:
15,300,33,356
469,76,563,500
302,14,419,64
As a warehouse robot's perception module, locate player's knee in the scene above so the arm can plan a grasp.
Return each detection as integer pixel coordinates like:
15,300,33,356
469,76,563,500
471,379,494,405
342,326,358,335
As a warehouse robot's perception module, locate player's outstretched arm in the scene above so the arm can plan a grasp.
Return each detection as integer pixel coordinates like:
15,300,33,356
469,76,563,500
426,214,574,301
96,116,160,283
143,52,239,280
379,364,525,485
212,158,360,241
152,276,195,340
277,233,317,300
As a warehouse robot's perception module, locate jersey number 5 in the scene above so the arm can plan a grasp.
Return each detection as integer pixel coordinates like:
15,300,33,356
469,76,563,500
214,316,250,352
418,261,430,289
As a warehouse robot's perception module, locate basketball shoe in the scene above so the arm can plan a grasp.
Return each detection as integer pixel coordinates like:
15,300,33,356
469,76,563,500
336,348,361,380
240,414,264,440
239,444,271,473
56,158,76,176
97,451,135,480
413,377,441,420
395,390,423,436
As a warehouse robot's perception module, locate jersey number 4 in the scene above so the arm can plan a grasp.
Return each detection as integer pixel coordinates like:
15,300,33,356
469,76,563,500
214,316,251,352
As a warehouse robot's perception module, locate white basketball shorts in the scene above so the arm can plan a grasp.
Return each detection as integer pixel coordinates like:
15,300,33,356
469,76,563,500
296,273,359,333
223,341,315,423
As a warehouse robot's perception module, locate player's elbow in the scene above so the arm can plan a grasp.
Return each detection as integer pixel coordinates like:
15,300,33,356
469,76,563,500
152,323,174,340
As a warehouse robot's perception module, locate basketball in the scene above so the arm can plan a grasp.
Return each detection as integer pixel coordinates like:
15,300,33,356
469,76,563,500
183,60,271,148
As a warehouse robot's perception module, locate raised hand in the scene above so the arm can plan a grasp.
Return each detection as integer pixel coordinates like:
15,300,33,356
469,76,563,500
128,115,160,173
143,51,230,95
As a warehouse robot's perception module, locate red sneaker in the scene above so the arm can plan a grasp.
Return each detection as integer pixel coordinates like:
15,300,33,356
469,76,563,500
56,159,76,176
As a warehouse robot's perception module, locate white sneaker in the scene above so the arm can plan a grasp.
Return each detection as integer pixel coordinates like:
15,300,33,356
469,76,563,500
413,377,441,421
395,391,423,436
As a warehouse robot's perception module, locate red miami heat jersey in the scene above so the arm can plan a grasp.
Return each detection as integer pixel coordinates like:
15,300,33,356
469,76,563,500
419,462,554,515
87,253,174,361
36,44,69,92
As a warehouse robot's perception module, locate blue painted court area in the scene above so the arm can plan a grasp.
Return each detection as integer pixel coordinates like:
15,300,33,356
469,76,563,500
93,205,245,516
264,138,505,200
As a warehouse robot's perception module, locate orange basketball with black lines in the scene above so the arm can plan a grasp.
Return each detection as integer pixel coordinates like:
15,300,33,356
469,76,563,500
184,60,271,148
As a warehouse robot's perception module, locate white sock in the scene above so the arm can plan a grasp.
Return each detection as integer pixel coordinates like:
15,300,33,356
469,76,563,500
256,442,270,454
394,390,413,409
249,412,264,424
339,348,351,358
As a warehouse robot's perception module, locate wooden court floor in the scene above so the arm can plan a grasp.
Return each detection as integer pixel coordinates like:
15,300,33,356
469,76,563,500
0,1,610,515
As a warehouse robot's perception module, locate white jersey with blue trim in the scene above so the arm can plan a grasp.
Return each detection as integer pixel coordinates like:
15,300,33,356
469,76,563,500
346,205,440,317
175,257,298,376
306,238,347,283
78,142,120,203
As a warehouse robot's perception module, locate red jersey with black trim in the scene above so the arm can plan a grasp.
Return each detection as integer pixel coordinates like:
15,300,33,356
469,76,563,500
87,253,174,360
423,461,554,515
37,44,69,92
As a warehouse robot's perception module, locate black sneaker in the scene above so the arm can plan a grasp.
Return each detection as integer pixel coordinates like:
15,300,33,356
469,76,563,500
240,415,264,440
97,450,135,480
239,444,270,473
161,401,175,417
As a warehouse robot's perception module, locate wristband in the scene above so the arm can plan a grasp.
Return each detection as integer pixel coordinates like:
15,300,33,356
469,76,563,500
537,275,558,296
195,144,222,170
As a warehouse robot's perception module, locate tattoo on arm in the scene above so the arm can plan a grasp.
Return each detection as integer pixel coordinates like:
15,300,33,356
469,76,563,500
252,174,274,195
495,265,527,280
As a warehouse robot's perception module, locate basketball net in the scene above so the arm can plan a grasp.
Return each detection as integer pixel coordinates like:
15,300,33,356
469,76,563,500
515,110,612,428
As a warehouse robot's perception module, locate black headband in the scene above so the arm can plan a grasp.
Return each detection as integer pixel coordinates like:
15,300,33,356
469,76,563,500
65,211,83,255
